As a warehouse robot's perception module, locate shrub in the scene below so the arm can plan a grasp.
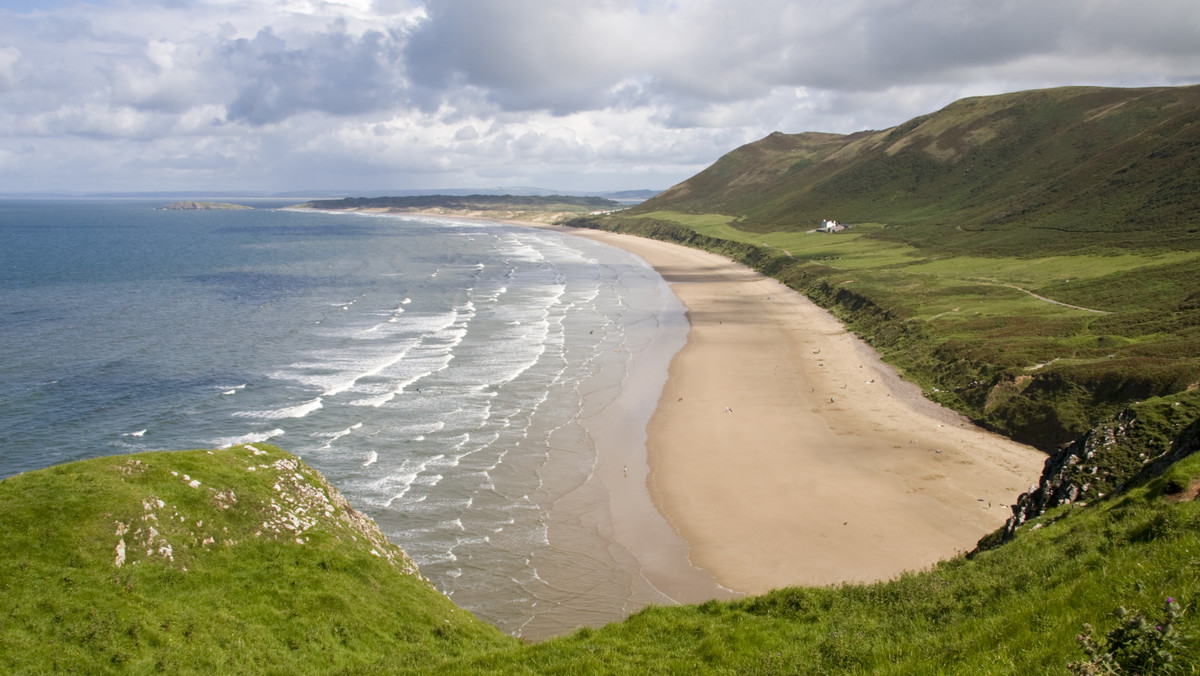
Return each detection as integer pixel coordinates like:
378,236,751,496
1069,598,1187,674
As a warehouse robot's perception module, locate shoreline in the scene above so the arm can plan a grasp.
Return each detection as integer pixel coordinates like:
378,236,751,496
306,209,1046,603
550,224,1047,594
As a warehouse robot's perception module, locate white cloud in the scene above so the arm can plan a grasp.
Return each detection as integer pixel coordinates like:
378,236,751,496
0,0,1197,193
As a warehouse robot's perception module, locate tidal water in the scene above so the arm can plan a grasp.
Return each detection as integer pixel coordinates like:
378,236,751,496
0,199,690,637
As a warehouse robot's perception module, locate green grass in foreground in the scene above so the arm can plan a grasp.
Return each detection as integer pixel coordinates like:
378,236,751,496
3,443,1199,673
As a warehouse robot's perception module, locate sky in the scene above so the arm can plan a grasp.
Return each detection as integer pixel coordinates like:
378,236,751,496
1,0,1198,195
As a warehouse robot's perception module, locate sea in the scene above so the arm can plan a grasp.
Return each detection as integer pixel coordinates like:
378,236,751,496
0,199,700,638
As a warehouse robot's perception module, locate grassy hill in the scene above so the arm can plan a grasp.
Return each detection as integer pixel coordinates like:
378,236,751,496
638,86,1200,253
573,85,1200,454
0,444,512,673
3,438,1198,673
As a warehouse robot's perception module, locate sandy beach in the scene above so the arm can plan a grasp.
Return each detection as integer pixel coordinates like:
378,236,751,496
556,225,1047,595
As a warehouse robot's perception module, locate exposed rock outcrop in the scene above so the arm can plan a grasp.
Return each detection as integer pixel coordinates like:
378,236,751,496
983,402,1200,548
1001,411,1135,537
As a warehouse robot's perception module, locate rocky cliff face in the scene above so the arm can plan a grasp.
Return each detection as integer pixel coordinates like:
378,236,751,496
986,400,1200,546
1002,411,1136,536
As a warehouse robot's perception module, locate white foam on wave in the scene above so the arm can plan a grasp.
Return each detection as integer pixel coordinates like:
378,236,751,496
214,428,285,449
362,450,378,467
369,455,446,508
315,421,363,449
347,366,440,407
321,348,414,396
221,384,247,396
348,302,474,406
235,396,323,420
323,305,467,397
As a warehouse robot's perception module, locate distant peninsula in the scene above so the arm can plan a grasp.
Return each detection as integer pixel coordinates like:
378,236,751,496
288,194,623,224
159,201,253,211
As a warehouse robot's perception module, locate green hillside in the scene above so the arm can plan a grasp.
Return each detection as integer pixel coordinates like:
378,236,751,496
3,435,1198,673
0,445,512,673
573,85,1200,453
638,86,1200,254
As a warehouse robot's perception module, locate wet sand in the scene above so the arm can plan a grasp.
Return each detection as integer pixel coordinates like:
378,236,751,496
555,226,1047,594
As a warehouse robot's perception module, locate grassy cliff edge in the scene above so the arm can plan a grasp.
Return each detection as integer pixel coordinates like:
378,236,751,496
3,441,1198,672
0,444,512,673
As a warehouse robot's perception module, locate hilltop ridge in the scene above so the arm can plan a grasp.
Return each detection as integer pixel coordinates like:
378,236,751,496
636,85,1200,253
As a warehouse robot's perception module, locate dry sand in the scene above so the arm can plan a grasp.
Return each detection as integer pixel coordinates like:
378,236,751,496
557,225,1047,594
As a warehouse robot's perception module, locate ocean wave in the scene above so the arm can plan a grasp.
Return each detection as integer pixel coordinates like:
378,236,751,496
214,428,285,449
234,396,323,420
315,421,363,449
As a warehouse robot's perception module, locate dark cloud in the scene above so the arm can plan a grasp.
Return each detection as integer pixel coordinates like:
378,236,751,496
404,0,1200,110
404,0,638,113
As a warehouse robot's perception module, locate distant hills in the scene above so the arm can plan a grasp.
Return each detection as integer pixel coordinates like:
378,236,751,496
289,193,626,224
295,194,621,212
158,201,253,211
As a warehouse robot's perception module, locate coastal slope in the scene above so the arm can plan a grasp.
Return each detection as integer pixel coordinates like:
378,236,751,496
0,444,512,672
4,438,1198,672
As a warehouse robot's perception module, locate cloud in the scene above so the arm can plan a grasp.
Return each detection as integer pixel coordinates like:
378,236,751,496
405,0,1200,109
220,24,410,125
0,0,1198,193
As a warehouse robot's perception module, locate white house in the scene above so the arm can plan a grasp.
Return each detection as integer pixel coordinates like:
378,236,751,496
818,219,847,233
